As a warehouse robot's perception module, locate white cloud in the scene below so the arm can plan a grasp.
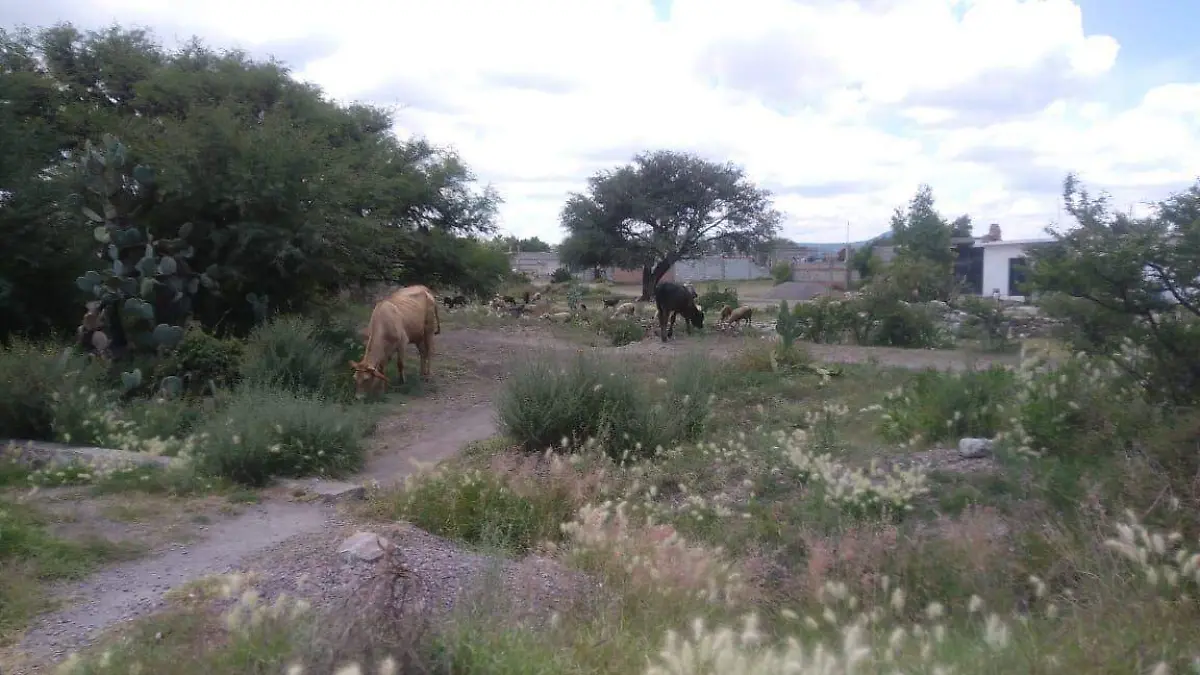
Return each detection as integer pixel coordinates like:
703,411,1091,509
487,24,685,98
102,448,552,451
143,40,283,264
62,0,1200,242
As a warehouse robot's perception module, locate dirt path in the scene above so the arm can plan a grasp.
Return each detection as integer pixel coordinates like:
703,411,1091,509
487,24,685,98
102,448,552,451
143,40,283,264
6,327,576,672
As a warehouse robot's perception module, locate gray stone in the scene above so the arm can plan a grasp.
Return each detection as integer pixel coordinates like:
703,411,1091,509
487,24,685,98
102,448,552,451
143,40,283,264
1,439,175,470
958,437,994,459
279,478,366,503
338,531,390,562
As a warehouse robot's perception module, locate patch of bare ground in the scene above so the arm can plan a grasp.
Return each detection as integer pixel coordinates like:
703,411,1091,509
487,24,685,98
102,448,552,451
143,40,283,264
612,330,1018,371
233,521,592,635
15,486,247,552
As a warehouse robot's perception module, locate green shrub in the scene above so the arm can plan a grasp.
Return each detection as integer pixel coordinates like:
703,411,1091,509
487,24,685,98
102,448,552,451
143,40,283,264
311,316,367,367
793,297,847,343
1009,354,1154,462
550,267,572,283
956,295,1011,350
192,386,371,486
771,261,793,285
696,283,738,312
496,352,716,462
597,317,644,347
866,298,944,348
152,326,243,395
238,315,346,400
0,340,102,440
370,469,575,553
878,366,1017,444
792,294,945,349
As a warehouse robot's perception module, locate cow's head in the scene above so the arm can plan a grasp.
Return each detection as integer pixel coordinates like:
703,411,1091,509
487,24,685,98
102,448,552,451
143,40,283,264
688,304,706,330
349,359,389,398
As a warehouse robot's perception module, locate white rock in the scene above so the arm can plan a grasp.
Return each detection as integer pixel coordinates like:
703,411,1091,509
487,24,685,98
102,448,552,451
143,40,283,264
958,437,994,459
338,531,390,562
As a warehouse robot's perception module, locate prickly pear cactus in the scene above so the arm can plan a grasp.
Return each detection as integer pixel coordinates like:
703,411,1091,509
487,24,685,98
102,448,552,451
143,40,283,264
566,285,584,311
245,292,270,325
72,134,220,356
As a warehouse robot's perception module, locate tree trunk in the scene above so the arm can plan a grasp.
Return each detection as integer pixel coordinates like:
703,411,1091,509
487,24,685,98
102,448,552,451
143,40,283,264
639,257,678,301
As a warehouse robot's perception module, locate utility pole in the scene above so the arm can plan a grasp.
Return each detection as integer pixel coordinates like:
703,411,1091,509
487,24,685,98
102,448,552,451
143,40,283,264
845,220,852,291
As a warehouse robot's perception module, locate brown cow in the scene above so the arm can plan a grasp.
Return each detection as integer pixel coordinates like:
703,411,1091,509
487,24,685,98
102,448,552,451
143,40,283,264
349,284,441,397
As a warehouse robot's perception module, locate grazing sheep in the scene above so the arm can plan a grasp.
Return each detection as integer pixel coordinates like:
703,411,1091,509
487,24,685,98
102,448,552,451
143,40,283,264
727,305,754,326
602,297,621,308
611,302,637,318
719,304,734,323
350,284,440,396
442,294,468,309
654,281,705,342
578,303,587,312
533,292,542,301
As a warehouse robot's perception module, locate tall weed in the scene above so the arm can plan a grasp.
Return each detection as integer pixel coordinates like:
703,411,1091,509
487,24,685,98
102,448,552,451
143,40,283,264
0,340,102,440
192,386,372,486
238,315,347,400
496,352,716,462
878,366,1017,445
367,467,576,553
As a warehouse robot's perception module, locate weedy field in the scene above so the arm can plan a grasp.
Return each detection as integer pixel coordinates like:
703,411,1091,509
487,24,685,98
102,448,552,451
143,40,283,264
5,288,1196,674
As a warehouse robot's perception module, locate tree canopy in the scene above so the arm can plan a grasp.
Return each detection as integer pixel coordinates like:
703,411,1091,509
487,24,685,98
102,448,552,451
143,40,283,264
1027,174,1200,402
0,23,503,339
494,235,553,253
558,150,781,298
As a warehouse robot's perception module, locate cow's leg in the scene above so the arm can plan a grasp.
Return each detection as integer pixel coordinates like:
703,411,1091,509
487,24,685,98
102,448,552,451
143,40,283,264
394,348,406,386
657,305,669,342
668,311,678,339
417,335,432,380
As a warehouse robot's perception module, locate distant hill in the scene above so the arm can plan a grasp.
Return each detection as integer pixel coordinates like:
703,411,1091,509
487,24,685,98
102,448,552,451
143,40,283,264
789,233,890,252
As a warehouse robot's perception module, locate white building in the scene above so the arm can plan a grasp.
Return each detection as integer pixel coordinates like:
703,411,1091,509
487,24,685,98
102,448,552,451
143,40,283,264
977,238,1052,301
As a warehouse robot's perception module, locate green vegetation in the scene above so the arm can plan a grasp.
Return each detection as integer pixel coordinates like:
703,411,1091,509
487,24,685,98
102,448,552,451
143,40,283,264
5,14,1200,675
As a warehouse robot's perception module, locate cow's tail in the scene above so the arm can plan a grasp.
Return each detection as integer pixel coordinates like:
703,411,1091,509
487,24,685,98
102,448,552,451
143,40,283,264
432,294,442,335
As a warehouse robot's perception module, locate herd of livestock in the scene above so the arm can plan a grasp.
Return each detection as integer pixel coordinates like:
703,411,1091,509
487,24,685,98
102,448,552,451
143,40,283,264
349,281,758,397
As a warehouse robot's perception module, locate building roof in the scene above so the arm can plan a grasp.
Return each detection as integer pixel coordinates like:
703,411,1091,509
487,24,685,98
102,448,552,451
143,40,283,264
976,238,1055,247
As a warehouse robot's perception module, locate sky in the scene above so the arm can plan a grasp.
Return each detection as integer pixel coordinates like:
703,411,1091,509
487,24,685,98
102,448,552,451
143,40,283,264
4,0,1199,244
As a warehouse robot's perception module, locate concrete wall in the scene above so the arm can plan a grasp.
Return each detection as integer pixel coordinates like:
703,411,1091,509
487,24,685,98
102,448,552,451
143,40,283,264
791,262,858,287
512,252,562,278
673,256,771,282
606,266,676,284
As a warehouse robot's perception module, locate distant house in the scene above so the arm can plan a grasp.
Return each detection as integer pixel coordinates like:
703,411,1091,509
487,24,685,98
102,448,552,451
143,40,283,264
874,224,1052,302
977,238,1052,301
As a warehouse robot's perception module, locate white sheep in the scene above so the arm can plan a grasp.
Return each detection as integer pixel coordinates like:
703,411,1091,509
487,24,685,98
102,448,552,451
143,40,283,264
727,305,754,326
611,302,637,319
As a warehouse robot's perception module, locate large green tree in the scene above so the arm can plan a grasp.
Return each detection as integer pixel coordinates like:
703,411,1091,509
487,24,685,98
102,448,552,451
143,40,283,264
558,150,781,299
0,23,500,338
883,185,967,301
1027,174,1200,402
889,184,955,267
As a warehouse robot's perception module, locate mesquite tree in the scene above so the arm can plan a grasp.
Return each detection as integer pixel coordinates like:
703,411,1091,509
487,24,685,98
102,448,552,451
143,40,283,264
558,150,781,300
